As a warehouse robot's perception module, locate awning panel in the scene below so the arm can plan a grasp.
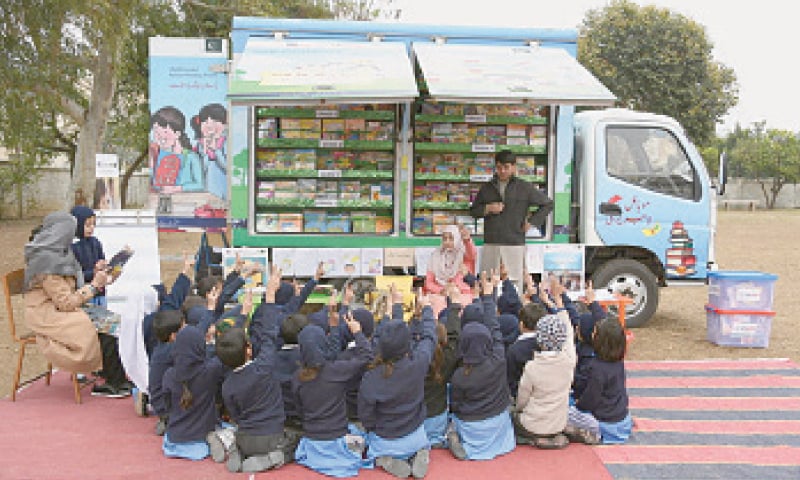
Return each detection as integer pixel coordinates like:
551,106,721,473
413,43,616,105
229,39,418,102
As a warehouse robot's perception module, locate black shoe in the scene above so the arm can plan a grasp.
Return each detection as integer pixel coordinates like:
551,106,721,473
91,383,130,398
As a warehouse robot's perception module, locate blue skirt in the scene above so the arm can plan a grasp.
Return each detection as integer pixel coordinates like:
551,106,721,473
423,411,449,447
599,413,633,444
295,436,364,478
452,411,516,460
162,433,209,460
365,424,429,463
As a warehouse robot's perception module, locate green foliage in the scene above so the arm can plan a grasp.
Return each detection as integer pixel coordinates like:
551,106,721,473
730,129,800,209
578,0,738,145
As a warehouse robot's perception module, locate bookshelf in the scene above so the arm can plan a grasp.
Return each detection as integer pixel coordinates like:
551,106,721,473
412,102,550,236
253,104,397,235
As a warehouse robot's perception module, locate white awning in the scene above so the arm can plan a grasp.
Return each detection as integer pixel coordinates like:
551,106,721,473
413,43,616,106
229,39,418,103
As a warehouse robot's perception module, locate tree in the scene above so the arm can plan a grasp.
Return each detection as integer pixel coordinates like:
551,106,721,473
578,0,738,145
732,129,800,209
1,0,396,212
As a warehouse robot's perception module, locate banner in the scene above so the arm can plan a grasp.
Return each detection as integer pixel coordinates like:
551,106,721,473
148,37,229,231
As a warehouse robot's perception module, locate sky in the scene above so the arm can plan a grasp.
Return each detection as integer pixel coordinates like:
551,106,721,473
392,0,800,135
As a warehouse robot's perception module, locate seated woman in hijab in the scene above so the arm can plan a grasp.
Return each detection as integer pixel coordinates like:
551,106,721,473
24,211,131,397
424,224,477,317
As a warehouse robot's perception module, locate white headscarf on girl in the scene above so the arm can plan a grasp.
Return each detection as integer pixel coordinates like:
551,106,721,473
428,224,465,286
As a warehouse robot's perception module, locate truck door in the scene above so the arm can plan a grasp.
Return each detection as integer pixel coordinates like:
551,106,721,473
594,123,711,280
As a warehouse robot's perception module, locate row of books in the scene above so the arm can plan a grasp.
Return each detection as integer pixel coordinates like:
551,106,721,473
256,149,394,171
414,182,477,204
415,123,547,146
418,102,548,119
256,104,394,116
257,118,394,141
256,212,392,234
413,212,483,235
257,180,393,202
414,154,544,178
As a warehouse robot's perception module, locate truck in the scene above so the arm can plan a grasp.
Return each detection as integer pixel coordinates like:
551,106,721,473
220,17,720,327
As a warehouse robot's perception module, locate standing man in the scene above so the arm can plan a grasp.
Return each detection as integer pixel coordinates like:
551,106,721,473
469,150,553,293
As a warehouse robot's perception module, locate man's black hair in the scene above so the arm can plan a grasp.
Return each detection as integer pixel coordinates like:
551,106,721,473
495,149,516,165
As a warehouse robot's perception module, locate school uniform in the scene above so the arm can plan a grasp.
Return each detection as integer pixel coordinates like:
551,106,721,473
294,325,375,477
570,301,606,398
251,278,317,357
335,308,375,422
506,332,539,399
422,301,462,447
143,274,191,359
450,295,516,460
573,358,632,444
161,325,226,459
515,310,576,437
221,302,298,461
358,309,436,464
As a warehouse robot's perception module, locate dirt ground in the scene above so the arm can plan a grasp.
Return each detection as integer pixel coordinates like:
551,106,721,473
2,210,797,397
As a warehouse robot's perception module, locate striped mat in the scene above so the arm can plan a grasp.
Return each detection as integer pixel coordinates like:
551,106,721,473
596,359,800,480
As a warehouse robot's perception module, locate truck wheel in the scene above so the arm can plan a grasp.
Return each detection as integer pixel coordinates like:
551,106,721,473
591,259,659,328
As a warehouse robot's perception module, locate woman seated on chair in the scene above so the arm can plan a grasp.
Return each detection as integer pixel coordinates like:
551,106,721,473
24,211,131,398
424,224,477,317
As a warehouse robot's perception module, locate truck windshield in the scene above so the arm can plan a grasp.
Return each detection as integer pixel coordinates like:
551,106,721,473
606,126,699,201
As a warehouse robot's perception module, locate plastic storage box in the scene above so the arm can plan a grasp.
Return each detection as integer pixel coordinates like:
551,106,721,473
707,271,777,311
705,305,775,348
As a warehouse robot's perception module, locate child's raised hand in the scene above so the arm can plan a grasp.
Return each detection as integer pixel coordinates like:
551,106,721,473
234,252,245,272
182,252,195,275
292,278,302,295
328,302,340,328
328,289,339,309
207,284,221,310
344,311,361,334
390,283,403,304
314,262,325,281
416,287,430,308
457,223,470,242
241,289,253,316
445,281,460,303
343,283,355,306
584,280,595,304
499,261,508,281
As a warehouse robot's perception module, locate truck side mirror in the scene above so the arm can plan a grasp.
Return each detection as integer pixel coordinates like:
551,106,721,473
717,151,727,196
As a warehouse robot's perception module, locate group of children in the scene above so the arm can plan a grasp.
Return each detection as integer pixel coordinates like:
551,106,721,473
131,250,632,478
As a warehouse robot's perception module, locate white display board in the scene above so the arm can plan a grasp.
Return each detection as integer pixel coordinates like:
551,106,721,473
272,248,385,278
94,210,161,393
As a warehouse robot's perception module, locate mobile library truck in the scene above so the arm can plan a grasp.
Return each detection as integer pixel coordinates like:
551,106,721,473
219,17,720,327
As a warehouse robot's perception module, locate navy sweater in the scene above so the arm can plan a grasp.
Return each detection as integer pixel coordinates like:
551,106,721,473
294,332,374,440
570,301,606,398
143,273,191,359
71,236,105,287
161,332,226,443
221,302,286,436
576,359,629,423
358,306,436,439
505,333,539,398
148,342,173,417
423,301,462,418
251,278,317,356
450,295,511,422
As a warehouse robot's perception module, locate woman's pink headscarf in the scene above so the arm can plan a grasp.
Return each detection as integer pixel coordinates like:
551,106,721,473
428,224,465,285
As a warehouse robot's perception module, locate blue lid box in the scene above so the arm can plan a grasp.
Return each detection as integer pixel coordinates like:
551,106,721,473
708,271,777,311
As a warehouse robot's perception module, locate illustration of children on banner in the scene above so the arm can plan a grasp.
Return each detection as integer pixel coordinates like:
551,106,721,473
191,103,228,201
149,106,205,193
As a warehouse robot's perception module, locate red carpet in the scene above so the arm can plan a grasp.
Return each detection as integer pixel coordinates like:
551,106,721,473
2,372,610,480
599,359,800,479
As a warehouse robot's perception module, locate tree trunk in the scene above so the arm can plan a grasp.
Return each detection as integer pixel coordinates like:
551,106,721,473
67,43,118,207
120,149,148,209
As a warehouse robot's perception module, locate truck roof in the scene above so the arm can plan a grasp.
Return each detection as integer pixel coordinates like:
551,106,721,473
575,108,684,132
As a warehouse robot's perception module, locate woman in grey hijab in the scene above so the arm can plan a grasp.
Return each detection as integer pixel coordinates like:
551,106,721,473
24,211,128,396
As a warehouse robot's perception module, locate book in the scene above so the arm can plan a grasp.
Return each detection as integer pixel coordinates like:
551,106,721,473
108,247,134,272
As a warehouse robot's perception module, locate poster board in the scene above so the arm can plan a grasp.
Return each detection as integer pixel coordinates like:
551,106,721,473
94,210,161,393
272,248,385,278
542,244,585,296
221,248,268,293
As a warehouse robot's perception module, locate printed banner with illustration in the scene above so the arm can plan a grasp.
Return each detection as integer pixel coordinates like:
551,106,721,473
148,37,229,231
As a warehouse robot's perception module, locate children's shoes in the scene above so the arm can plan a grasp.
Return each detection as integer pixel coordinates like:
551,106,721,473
241,451,284,473
376,456,412,478
411,449,430,478
446,430,467,460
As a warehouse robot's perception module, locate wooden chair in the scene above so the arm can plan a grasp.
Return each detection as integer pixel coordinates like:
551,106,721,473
3,268,83,403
